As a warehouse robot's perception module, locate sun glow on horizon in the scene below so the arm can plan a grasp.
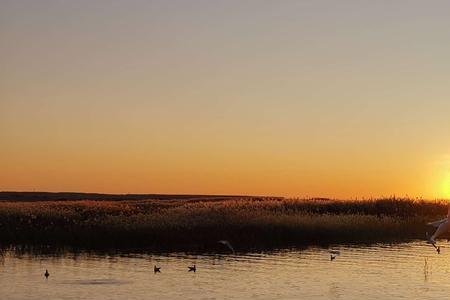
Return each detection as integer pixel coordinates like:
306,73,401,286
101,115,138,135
1,1,450,198
439,168,450,200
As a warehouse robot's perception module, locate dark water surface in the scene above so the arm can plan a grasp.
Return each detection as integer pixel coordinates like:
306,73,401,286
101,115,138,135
1,241,450,299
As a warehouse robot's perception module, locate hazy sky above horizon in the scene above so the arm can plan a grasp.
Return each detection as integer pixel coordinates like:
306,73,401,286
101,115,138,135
2,0,450,198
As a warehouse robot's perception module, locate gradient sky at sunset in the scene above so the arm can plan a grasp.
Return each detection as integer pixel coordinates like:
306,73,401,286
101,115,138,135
1,1,450,198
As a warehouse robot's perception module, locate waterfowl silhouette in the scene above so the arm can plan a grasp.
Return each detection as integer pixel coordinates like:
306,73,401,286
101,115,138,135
218,240,235,254
154,265,161,273
188,264,196,272
437,246,441,254
44,269,50,278
329,249,340,261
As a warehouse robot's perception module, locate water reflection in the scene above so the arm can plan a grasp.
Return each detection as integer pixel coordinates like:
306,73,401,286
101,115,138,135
0,241,449,300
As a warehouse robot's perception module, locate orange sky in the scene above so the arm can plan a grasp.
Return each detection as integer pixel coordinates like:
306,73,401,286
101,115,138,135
1,1,450,198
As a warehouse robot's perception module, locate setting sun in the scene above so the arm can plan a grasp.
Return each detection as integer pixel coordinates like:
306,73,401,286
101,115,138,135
440,170,450,199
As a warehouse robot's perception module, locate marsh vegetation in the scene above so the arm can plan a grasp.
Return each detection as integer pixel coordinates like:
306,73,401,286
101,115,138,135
0,194,447,250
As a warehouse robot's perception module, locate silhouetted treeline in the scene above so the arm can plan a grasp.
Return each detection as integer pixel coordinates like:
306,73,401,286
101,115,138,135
0,192,251,202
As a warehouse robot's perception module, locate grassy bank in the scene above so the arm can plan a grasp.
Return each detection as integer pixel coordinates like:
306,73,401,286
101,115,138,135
0,197,447,250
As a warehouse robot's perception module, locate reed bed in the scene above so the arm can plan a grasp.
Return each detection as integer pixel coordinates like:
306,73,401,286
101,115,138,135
0,197,447,250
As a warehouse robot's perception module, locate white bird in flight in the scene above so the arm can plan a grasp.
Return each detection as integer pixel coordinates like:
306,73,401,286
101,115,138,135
427,203,450,253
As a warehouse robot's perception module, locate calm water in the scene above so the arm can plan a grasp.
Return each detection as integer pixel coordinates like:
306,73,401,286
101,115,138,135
1,241,450,299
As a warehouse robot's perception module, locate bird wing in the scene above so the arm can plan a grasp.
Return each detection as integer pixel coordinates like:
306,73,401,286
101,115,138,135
448,204,450,223
427,218,447,227
218,240,235,254
329,250,340,255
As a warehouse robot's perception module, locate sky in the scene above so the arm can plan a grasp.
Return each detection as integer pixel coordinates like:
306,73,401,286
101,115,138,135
1,0,450,198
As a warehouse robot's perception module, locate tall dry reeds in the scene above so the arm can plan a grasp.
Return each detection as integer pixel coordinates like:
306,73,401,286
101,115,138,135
0,197,446,250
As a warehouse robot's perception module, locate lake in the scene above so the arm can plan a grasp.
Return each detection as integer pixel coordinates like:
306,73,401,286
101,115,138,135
1,241,449,299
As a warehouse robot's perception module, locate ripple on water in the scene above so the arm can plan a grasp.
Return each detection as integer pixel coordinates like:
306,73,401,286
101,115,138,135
1,240,449,300
61,279,131,285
